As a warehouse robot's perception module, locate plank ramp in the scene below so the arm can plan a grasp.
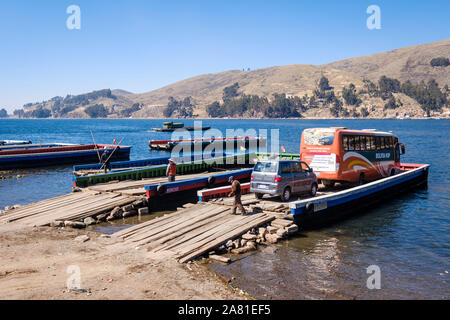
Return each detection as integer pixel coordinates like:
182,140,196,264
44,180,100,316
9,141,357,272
0,191,135,227
113,203,275,263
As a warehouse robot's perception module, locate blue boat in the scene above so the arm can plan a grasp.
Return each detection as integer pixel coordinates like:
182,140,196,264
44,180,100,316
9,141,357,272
0,143,131,170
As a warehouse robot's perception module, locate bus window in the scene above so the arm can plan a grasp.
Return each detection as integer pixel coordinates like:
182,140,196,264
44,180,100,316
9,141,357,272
355,136,361,151
365,136,371,150
368,136,374,150
360,136,366,151
348,136,355,151
303,128,335,145
380,137,386,150
343,136,348,151
388,137,393,149
375,137,381,150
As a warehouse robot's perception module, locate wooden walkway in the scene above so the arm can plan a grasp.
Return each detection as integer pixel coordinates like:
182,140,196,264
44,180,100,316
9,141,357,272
0,191,136,227
113,203,275,263
0,169,248,227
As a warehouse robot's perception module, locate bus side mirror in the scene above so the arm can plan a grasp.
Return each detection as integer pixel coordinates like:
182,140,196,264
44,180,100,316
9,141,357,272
400,143,405,155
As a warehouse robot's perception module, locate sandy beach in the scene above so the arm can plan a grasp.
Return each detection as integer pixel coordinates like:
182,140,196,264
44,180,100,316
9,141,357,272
0,223,243,300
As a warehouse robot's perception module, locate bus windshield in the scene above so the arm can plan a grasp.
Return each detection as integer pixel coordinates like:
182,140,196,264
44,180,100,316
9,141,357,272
303,128,335,146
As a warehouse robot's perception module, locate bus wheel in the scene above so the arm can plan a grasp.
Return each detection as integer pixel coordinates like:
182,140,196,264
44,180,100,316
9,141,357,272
255,193,263,200
390,169,396,176
358,173,365,186
310,183,318,197
281,187,291,202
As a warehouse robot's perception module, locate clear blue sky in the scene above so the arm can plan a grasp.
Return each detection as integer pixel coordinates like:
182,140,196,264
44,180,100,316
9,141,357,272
0,0,449,112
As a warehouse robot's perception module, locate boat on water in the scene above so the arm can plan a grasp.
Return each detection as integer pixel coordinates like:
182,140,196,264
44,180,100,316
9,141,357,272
152,121,211,132
0,143,131,170
149,136,266,151
0,140,32,146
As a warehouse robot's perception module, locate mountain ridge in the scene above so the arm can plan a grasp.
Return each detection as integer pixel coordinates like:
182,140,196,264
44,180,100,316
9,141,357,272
9,39,450,119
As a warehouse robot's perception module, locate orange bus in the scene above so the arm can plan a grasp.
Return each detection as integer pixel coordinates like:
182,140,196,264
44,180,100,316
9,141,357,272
300,127,405,186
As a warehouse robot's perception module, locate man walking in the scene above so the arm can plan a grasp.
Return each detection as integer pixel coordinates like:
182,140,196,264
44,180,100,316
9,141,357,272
228,176,246,215
166,158,177,182
100,150,111,173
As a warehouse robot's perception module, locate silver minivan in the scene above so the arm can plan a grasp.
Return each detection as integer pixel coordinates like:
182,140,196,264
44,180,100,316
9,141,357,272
250,160,318,202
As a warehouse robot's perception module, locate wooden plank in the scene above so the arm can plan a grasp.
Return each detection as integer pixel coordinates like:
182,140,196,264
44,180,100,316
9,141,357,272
113,206,197,238
171,214,264,256
132,209,232,247
116,205,213,239
123,206,226,243
148,213,235,252
178,214,274,263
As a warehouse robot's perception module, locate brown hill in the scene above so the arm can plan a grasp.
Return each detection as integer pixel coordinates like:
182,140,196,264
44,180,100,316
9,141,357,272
133,65,365,117
326,39,450,86
15,39,449,119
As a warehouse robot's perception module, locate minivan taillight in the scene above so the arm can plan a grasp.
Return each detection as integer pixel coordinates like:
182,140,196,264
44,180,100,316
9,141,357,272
251,175,254,180
274,176,282,182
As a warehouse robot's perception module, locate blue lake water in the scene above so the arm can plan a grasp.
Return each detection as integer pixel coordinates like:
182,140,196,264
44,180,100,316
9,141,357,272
0,118,449,299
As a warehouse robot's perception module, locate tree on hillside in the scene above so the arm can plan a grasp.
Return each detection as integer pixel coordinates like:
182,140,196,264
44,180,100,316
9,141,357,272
163,97,180,117
85,104,108,118
318,76,331,92
13,109,24,118
384,97,400,110
179,97,194,117
430,57,450,67
222,83,240,102
378,76,401,95
120,103,142,118
0,108,8,118
360,107,370,117
206,101,225,118
342,84,362,106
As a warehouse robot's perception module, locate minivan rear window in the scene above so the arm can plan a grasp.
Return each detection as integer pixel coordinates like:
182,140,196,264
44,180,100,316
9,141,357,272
253,162,277,173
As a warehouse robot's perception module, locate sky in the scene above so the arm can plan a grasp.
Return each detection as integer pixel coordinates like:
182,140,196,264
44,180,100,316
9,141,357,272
0,0,449,112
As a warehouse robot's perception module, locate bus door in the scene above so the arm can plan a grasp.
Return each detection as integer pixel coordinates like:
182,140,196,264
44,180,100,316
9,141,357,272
394,143,401,163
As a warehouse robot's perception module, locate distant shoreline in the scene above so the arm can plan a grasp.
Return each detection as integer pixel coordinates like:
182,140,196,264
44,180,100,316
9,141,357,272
1,117,448,120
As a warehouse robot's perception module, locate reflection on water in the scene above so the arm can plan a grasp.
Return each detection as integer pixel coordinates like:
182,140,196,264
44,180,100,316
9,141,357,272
90,210,171,235
210,190,449,300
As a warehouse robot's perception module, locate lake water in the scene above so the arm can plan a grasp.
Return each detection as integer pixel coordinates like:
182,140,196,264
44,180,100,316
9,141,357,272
0,119,448,299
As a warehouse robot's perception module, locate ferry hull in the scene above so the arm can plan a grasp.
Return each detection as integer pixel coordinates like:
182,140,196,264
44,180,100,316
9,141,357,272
0,147,131,170
291,164,429,229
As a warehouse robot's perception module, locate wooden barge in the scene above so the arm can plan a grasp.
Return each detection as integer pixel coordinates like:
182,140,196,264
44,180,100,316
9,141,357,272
152,121,211,132
289,163,429,228
0,140,32,146
149,136,266,151
0,143,131,170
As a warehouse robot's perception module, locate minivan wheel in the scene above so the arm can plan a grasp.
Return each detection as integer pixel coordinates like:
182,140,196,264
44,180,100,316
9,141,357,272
255,193,263,200
281,187,291,202
310,183,318,196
